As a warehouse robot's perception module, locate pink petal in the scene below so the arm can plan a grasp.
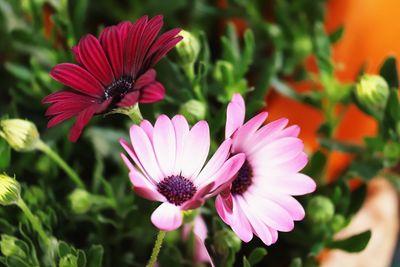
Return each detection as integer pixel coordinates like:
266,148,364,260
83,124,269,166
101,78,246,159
151,202,183,231
172,115,190,174
99,26,124,78
140,120,154,141
237,196,273,245
229,197,253,242
194,139,232,185
134,69,157,89
120,138,151,180
244,192,294,232
262,173,316,196
78,34,114,86
116,21,133,44
225,93,245,138
153,115,176,176
120,153,135,172
139,82,165,103
50,63,104,96
130,124,163,182
215,195,232,225
193,217,214,265
232,112,268,153
181,182,214,210
180,121,210,178
129,170,165,202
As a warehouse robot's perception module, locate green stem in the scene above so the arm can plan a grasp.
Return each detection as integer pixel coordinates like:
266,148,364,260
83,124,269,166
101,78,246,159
36,140,85,189
146,231,166,267
110,105,143,124
17,198,50,246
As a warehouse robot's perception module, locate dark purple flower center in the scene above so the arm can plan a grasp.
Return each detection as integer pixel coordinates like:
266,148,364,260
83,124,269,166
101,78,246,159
157,175,197,206
231,160,253,195
104,76,135,102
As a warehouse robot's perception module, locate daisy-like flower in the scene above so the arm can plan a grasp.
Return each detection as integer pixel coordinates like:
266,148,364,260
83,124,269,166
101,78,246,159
43,15,182,141
215,94,316,245
120,115,245,231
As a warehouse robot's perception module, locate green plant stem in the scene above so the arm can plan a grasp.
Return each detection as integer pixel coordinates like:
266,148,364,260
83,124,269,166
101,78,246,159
146,231,166,267
17,198,50,246
36,140,85,189
110,105,143,124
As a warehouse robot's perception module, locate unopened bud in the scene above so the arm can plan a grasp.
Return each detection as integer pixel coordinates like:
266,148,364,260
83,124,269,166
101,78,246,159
0,119,40,152
356,74,389,110
176,30,201,66
0,235,27,258
179,100,206,124
68,189,92,214
0,174,21,206
307,196,335,224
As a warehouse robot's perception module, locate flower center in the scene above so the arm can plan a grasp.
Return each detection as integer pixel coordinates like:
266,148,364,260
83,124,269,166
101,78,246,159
157,175,197,206
104,76,135,101
231,160,253,195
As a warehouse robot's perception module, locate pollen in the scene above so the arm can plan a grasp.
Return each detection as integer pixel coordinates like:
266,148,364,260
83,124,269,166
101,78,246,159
231,160,253,195
157,175,197,206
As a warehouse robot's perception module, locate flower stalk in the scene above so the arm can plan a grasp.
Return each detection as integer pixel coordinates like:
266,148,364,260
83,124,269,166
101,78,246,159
146,230,166,267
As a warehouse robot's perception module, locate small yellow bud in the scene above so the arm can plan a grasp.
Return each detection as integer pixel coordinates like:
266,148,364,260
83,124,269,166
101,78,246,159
176,30,201,66
356,74,389,110
179,100,206,124
0,119,40,152
0,174,21,206
0,234,27,258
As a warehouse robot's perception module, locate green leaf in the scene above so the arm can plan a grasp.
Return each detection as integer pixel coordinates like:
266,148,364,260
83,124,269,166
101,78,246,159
318,138,365,154
5,256,30,267
238,29,255,77
348,184,367,215
348,158,383,181
77,249,87,267
58,241,72,258
243,257,251,267
248,247,267,265
4,62,32,82
304,150,326,179
379,57,398,88
327,230,371,252
86,245,103,267
329,26,344,44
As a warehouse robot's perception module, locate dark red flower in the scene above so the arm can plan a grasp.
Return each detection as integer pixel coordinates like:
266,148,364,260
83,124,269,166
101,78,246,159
42,15,182,142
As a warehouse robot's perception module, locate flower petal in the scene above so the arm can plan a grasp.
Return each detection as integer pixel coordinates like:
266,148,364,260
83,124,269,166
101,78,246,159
50,63,104,97
180,121,210,178
100,26,124,78
130,124,163,182
79,34,114,86
139,81,165,103
225,93,245,138
151,202,183,231
172,115,190,174
129,170,165,202
124,16,148,76
153,115,176,176
229,197,253,242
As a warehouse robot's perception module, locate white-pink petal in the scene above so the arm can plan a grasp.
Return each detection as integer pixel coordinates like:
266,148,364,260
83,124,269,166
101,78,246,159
153,115,176,176
225,93,246,138
151,202,183,231
172,115,190,174
229,197,254,242
129,171,165,202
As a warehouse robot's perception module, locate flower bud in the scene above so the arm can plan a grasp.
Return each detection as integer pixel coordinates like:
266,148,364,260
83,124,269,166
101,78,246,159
176,30,200,66
0,234,27,258
306,196,335,224
68,189,92,214
356,74,389,110
179,100,206,124
330,214,347,232
59,254,78,267
293,34,313,58
0,119,40,152
214,229,241,255
0,174,21,206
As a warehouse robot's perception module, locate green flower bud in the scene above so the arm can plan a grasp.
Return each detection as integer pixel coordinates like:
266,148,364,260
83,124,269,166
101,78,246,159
24,185,45,206
307,196,335,224
59,254,78,267
330,214,347,232
179,100,206,124
176,30,200,66
0,119,40,152
214,229,241,255
214,60,234,85
293,35,313,58
0,174,21,206
0,235,27,258
356,74,389,111
68,189,92,214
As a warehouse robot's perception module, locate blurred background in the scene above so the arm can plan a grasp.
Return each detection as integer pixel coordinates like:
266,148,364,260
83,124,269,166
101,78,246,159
0,0,399,266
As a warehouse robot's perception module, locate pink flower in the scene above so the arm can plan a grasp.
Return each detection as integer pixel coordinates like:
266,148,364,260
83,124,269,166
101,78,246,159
215,94,316,245
42,15,182,142
120,115,245,231
183,216,214,266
